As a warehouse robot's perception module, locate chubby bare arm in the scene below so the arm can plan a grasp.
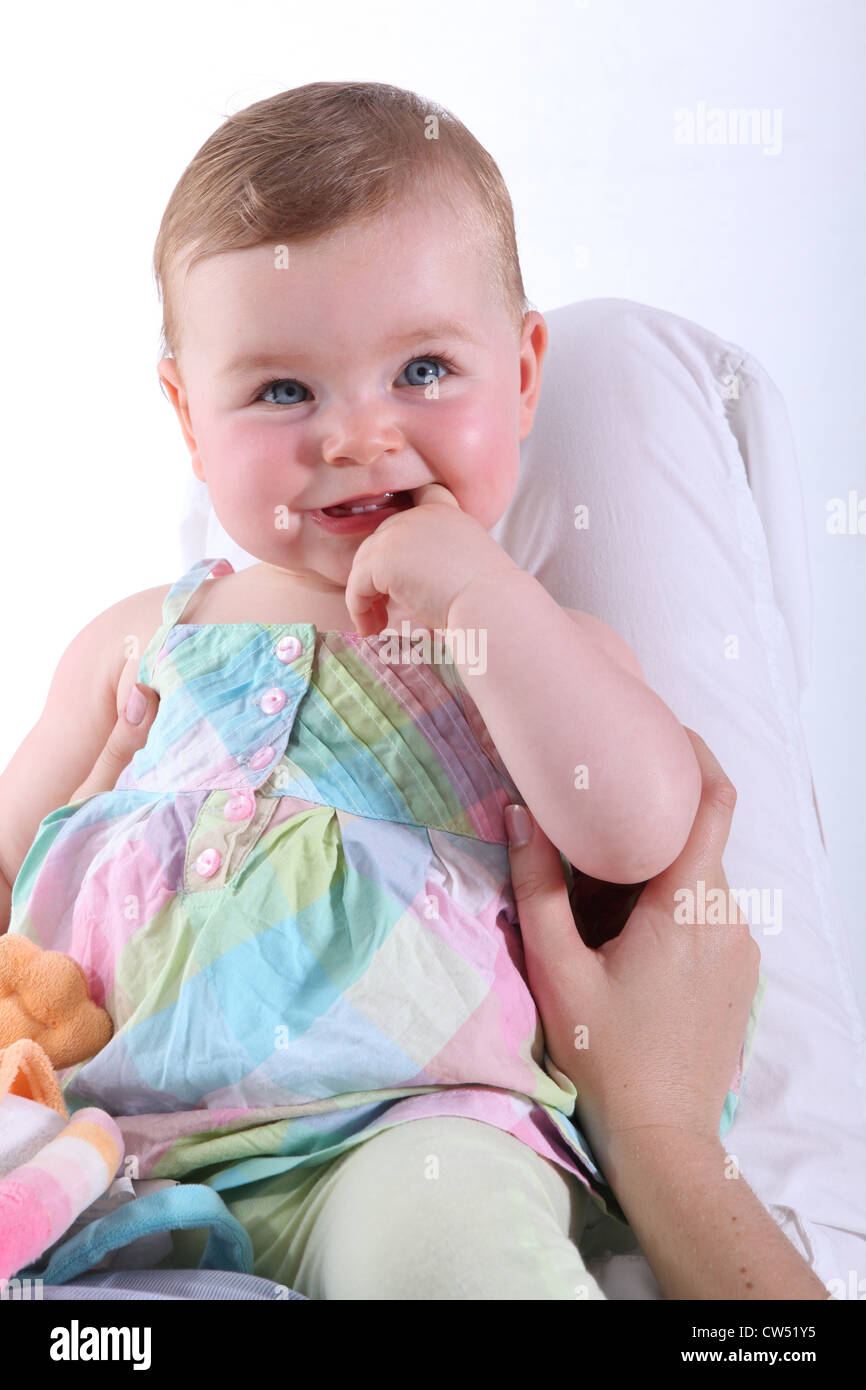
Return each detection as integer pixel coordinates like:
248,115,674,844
0,585,167,930
448,568,701,883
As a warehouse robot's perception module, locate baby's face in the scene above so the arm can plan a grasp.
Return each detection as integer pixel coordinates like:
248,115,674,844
158,194,547,592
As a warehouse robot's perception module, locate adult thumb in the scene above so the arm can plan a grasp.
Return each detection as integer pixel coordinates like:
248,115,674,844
504,804,587,962
70,684,160,801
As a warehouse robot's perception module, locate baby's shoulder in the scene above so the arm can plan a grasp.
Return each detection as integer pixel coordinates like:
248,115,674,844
91,582,173,717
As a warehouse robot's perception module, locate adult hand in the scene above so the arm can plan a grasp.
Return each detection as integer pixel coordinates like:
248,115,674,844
505,727,760,1176
69,683,161,801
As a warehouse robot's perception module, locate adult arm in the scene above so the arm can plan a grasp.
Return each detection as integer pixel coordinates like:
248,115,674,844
506,728,829,1300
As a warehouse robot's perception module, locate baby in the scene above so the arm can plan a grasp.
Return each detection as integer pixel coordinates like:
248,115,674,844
1,82,736,1298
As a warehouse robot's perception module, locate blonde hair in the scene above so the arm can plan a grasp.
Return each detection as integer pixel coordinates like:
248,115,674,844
153,80,532,365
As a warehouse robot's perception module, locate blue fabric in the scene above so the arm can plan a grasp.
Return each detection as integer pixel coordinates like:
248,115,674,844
19,1184,253,1286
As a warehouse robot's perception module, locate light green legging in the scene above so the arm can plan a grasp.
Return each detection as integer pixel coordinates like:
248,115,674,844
166,1117,611,1300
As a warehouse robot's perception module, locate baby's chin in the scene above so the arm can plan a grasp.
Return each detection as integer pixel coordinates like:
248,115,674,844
262,543,359,594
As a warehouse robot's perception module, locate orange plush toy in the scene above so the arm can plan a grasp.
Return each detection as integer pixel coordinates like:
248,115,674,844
0,936,121,1282
0,935,113,1069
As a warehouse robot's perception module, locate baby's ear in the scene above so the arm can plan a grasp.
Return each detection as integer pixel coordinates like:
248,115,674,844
156,356,200,464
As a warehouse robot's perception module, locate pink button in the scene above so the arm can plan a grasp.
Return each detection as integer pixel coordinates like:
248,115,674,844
249,745,275,770
194,848,222,878
260,686,287,715
224,791,255,822
275,635,302,663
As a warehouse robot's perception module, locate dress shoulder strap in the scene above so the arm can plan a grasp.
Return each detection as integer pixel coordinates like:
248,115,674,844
160,556,235,628
138,556,234,687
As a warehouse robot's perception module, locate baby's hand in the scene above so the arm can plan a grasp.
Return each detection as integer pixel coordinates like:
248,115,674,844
344,483,518,637
69,684,160,801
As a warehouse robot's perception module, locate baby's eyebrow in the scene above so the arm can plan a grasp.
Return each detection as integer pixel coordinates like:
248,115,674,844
219,319,478,377
380,318,478,348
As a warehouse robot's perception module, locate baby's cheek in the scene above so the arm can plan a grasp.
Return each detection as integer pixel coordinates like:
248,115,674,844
459,467,518,530
440,440,514,521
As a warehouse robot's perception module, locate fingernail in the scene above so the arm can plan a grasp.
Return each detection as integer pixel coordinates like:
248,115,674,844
125,684,147,725
505,804,532,848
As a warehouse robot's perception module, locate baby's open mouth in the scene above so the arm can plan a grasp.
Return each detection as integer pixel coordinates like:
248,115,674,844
320,491,413,517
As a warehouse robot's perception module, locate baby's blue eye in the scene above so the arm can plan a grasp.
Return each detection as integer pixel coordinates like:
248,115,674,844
398,357,452,387
261,379,308,406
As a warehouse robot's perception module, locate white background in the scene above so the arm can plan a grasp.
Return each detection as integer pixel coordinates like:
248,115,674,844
1,0,863,1004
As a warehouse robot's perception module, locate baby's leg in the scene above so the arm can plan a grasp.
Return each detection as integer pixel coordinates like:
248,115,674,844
219,1117,607,1300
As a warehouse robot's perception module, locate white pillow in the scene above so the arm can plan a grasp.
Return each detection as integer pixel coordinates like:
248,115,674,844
182,296,866,1300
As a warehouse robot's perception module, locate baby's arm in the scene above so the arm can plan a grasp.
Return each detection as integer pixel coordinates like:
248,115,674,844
0,588,164,932
447,568,702,884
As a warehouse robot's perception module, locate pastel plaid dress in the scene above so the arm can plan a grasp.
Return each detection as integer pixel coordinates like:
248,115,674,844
8,556,761,1220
